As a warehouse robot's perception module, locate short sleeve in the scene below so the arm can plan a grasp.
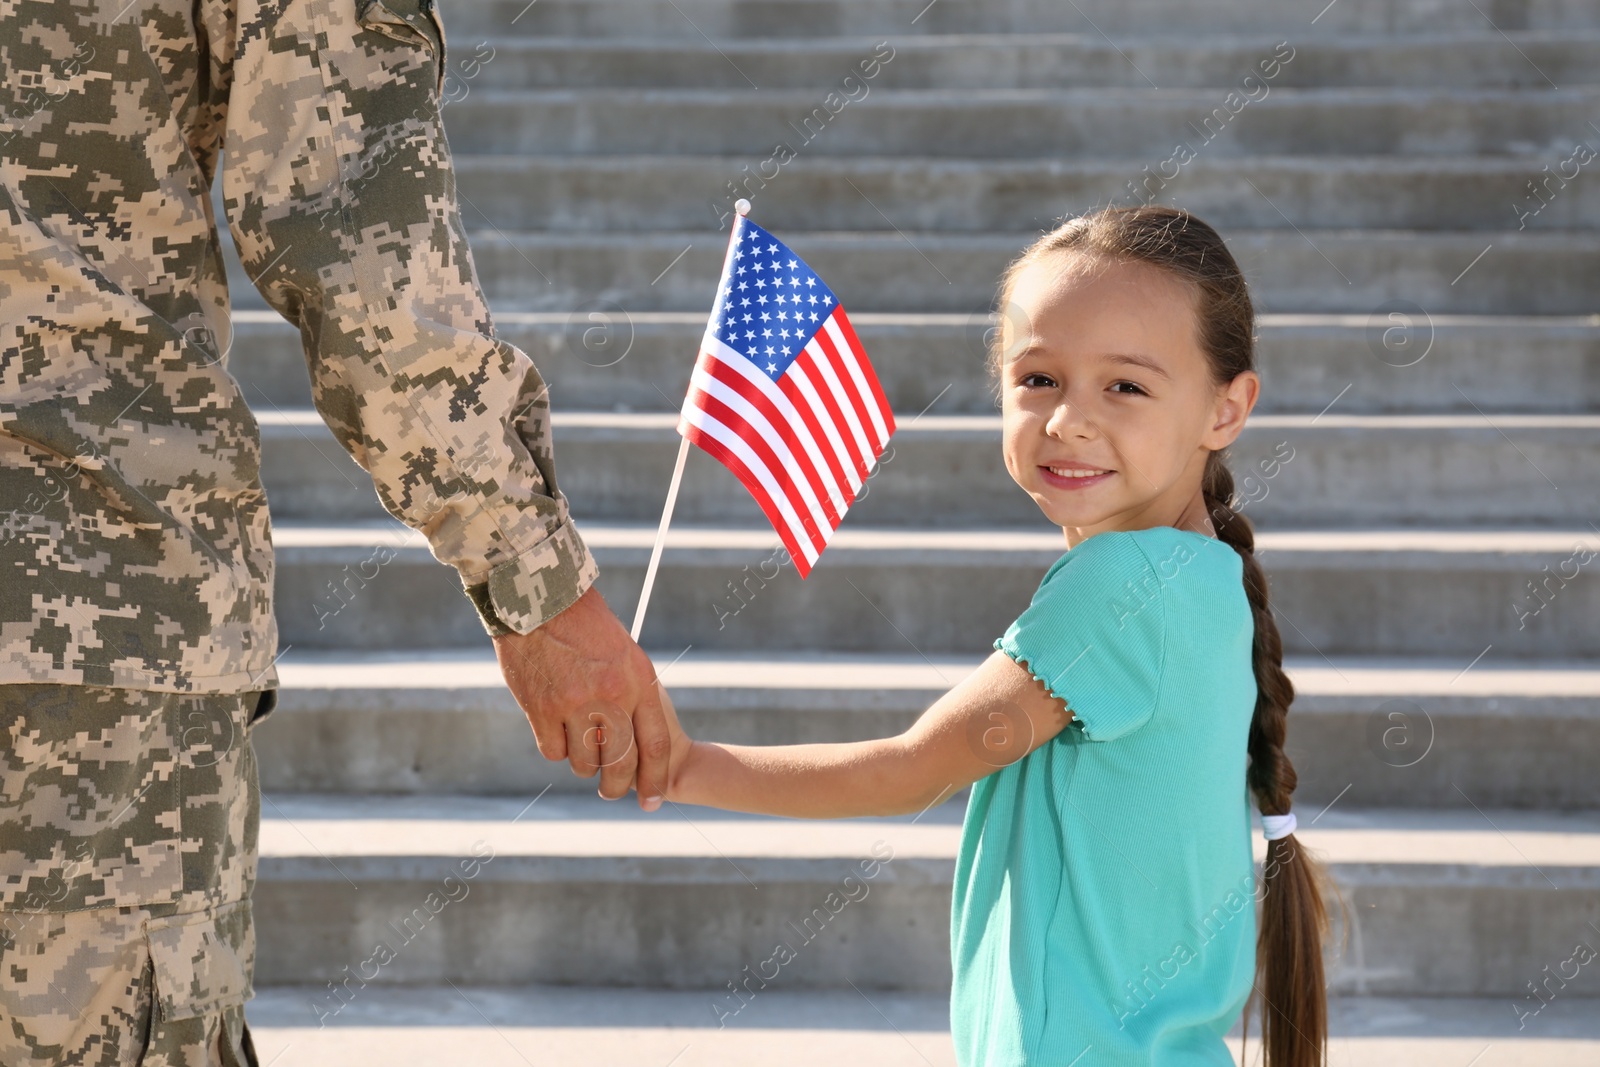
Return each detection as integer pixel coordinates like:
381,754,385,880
994,532,1167,742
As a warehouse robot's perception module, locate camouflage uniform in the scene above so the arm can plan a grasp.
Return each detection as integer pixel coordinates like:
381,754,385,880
2,0,596,1059
1,686,263,1065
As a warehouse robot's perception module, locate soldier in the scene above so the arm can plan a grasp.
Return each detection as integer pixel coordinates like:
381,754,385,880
0,1,671,1062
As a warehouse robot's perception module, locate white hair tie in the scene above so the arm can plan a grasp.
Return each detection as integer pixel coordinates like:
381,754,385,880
1261,812,1296,841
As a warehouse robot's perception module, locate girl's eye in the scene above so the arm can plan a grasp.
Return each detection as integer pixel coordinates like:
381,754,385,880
1018,372,1056,389
1110,381,1147,396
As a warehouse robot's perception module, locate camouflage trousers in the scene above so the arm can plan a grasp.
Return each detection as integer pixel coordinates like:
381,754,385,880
0,685,274,1066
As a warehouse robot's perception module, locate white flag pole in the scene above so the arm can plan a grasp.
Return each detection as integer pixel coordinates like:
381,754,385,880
629,198,753,643
630,433,690,642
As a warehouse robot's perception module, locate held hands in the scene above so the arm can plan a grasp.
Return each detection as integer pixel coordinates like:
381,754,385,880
495,587,1076,822
492,586,677,811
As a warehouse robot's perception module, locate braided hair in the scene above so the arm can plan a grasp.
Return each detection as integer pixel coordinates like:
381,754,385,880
988,204,1336,1067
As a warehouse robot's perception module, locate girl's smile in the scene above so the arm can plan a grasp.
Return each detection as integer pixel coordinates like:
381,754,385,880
1037,464,1115,491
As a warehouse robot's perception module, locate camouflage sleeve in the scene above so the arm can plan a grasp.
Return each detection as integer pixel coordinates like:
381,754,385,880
213,0,596,635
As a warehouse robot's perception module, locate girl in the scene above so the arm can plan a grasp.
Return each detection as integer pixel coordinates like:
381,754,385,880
648,205,1335,1066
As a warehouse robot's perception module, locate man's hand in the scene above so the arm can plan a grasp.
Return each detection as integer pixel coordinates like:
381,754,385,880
491,586,670,810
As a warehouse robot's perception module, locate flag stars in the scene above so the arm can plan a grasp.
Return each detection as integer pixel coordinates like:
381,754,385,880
715,226,844,377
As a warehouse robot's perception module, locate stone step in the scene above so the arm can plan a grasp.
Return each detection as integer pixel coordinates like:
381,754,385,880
445,154,1600,233
223,228,1599,315
428,87,1600,159
249,984,958,1065
268,523,1600,658
444,33,1600,91
250,792,1600,996
225,310,1600,415
253,648,1600,809
244,986,1600,1067
442,0,1600,38
256,410,1600,527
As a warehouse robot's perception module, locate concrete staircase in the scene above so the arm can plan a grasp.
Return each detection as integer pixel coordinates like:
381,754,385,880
223,0,1600,1061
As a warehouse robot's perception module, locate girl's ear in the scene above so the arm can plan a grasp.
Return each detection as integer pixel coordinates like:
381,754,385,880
1204,370,1260,449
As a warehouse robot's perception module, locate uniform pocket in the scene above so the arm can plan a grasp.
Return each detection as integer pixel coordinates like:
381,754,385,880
175,692,259,904
0,686,185,911
146,898,255,1022
0,687,259,913
356,0,448,95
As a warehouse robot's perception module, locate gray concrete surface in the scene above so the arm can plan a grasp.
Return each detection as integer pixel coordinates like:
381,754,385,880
451,34,1600,91
251,649,1600,807
226,310,1600,415
250,792,1600,995
444,154,1600,231
245,986,1600,1067
266,522,1600,656
227,227,1600,313
443,0,1600,37
257,409,1600,526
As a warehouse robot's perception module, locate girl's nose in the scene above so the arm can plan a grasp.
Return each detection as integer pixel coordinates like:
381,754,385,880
1045,396,1097,439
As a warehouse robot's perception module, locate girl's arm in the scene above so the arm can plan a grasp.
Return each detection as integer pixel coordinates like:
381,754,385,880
653,650,1075,818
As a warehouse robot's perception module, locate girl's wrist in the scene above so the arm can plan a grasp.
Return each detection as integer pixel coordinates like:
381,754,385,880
663,738,708,806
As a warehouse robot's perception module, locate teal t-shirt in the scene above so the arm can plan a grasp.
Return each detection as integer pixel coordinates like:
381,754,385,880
950,527,1259,1066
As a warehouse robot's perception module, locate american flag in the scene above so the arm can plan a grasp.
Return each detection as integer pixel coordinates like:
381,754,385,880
679,216,895,577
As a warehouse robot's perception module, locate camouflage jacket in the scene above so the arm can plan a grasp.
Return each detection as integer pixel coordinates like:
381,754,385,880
0,0,597,693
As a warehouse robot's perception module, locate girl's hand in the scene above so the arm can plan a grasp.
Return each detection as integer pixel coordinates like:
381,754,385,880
642,681,694,810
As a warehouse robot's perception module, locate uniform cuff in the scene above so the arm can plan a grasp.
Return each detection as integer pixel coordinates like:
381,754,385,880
463,517,600,636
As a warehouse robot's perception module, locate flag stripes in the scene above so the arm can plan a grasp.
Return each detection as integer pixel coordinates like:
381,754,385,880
679,215,896,578
681,308,894,577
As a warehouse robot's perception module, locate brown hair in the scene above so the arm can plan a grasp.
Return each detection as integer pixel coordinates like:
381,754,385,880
988,204,1338,1067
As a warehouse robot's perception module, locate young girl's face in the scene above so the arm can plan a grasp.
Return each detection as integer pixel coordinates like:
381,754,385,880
998,251,1257,540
